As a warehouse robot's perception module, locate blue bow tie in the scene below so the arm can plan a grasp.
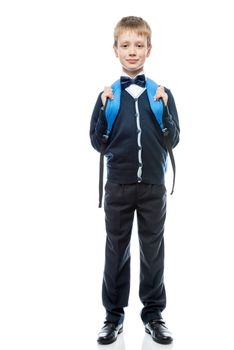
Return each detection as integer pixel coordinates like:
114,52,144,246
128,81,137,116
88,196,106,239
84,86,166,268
120,74,146,90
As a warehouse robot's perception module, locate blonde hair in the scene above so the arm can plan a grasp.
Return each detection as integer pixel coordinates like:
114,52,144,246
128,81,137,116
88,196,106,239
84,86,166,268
114,16,152,47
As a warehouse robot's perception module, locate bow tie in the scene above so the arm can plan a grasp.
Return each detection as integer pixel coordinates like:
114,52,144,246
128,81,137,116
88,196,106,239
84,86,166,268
120,74,146,90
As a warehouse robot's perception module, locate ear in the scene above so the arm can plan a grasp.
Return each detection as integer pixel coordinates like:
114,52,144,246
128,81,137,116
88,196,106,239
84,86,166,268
146,45,152,57
113,45,118,57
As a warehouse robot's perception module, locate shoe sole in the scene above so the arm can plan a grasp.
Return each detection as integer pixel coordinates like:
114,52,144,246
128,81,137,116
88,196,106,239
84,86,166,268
97,326,123,345
145,327,173,345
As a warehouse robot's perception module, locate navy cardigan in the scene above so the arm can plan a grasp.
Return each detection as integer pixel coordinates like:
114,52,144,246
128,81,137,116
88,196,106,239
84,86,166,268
90,87,180,185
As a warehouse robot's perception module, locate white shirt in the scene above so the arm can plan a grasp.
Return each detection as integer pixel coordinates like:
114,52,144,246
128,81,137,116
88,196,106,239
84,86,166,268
121,71,146,99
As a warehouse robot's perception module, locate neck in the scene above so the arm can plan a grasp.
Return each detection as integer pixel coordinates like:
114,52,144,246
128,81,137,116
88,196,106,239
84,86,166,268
122,68,144,77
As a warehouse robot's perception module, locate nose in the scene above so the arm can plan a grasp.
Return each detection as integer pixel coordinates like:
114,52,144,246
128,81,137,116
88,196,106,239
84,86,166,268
129,45,136,56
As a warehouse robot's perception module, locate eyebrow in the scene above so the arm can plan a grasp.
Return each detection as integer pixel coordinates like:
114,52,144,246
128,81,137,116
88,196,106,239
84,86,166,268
120,40,145,44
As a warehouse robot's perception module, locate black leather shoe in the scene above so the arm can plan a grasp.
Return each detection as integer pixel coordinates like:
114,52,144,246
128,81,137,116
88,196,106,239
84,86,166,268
97,322,123,345
145,319,173,344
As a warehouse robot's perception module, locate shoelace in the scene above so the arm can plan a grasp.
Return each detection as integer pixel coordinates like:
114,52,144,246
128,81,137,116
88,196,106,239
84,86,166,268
103,321,117,329
149,320,166,328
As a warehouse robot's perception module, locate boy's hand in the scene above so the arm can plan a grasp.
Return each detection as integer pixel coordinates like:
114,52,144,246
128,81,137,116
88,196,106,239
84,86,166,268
101,86,114,106
154,86,168,106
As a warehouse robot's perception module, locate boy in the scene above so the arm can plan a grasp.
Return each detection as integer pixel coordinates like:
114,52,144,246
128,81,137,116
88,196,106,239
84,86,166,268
89,16,180,345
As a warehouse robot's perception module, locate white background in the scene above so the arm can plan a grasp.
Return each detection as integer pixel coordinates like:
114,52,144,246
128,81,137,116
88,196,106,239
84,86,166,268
0,1,234,349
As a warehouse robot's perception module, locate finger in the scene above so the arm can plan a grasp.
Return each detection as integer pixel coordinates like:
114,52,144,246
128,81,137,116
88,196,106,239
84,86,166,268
104,87,114,99
153,86,165,100
154,92,168,104
101,88,114,106
101,93,107,106
154,92,163,100
162,93,168,106
107,91,114,99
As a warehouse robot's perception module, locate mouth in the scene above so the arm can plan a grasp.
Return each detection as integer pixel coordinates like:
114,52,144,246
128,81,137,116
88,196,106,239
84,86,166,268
126,59,138,64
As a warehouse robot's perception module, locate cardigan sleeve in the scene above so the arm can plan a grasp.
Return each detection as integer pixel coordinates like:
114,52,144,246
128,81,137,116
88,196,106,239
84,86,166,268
89,93,107,152
163,88,180,148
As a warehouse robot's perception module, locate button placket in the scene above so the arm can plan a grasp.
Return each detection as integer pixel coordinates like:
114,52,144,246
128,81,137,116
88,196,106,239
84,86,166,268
135,99,143,182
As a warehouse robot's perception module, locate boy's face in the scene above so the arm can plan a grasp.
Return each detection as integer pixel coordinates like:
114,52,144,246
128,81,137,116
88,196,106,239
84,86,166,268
114,30,151,77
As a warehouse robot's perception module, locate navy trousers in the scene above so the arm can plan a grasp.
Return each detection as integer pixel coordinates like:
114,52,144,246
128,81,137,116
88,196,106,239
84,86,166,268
102,182,167,325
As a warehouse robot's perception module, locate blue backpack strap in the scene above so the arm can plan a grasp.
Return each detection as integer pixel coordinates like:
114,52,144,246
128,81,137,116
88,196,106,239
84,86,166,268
146,78,164,129
105,79,121,137
99,80,121,207
146,78,176,195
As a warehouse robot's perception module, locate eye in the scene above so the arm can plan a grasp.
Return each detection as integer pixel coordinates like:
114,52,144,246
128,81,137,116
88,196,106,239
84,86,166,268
120,44,128,48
